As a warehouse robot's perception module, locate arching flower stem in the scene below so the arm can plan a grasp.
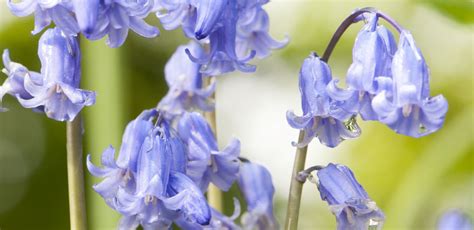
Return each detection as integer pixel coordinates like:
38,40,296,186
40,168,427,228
285,7,402,230
322,7,403,62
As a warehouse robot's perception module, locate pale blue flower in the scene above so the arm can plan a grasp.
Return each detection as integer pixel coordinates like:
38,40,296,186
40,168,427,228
372,30,448,137
327,13,396,121
88,109,211,229
177,112,240,191
236,3,288,59
317,163,385,230
193,0,227,40
287,53,360,148
7,0,80,35
238,162,278,229
1,28,95,121
176,207,242,230
84,0,160,48
158,41,215,117
437,210,472,230
186,0,257,75
156,0,197,38
158,0,286,75
7,0,159,47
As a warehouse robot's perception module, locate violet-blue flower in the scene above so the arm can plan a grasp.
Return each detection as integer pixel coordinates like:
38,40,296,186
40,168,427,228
238,161,278,229
85,0,160,48
7,0,80,35
186,1,257,76
176,198,242,229
236,2,288,59
87,109,157,208
177,112,241,191
156,0,197,38
1,28,95,121
437,210,472,230
372,30,448,137
88,109,211,229
286,53,360,148
158,0,285,75
327,13,396,121
158,41,215,117
317,163,385,230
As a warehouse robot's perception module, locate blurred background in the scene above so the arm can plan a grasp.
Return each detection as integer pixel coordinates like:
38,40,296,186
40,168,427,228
0,0,472,229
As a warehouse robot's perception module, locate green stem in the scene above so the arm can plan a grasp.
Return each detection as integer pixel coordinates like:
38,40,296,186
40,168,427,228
284,131,308,230
203,77,223,212
66,115,87,230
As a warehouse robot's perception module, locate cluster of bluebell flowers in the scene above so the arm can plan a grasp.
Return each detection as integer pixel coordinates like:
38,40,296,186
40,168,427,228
1,28,95,121
287,12,448,148
8,0,159,47
158,0,288,75
286,10,449,230
88,36,279,228
88,109,278,229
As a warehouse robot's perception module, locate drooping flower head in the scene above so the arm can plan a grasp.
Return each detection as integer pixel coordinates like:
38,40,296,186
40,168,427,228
158,41,215,117
236,1,289,59
158,0,287,75
372,30,448,137
84,0,160,48
7,0,80,35
316,163,385,230
178,112,240,191
176,200,242,230
88,109,211,229
287,53,360,148
238,161,278,229
1,28,95,121
437,210,472,230
327,13,396,120
7,0,159,47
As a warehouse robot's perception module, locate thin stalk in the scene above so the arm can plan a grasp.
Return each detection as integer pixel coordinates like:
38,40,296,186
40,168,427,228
67,115,87,230
322,7,403,62
203,77,223,212
284,131,308,230
284,7,403,230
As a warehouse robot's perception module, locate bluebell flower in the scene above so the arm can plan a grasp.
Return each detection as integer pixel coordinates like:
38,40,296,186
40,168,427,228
158,41,215,117
72,0,99,34
317,163,385,230
287,54,360,148
193,0,227,40
327,13,396,121
176,198,242,229
87,109,157,207
437,210,472,230
178,112,240,191
0,50,39,112
156,0,197,38
236,2,288,59
238,162,278,229
372,30,448,137
1,28,95,121
84,0,160,48
158,0,285,75
88,109,211,229
186,1,257,76
7,0,80,35
7,0,159,47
